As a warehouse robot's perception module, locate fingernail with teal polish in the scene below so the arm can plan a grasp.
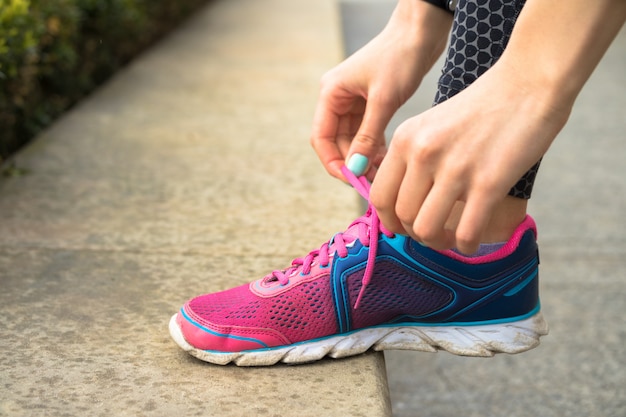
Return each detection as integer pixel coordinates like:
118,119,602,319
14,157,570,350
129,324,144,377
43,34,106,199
347,153,368,176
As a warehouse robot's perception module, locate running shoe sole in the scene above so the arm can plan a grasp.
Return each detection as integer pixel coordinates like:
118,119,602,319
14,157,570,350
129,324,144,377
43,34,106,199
169,311,548,366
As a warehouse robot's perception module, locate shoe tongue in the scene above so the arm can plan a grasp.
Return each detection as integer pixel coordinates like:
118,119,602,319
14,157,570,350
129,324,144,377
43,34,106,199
343,222,362,241
328,219,363,251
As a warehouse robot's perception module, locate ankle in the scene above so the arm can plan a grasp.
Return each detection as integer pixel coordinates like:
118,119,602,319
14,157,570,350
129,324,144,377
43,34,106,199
482,196,528,243
446,197,528,244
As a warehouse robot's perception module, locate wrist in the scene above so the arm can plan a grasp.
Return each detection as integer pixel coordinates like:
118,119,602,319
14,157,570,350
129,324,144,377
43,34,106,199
498,0,626,114
495,54,576,120
386,0,453,75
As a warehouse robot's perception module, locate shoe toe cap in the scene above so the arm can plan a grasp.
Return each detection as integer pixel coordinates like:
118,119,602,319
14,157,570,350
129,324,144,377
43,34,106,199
176,309,290,352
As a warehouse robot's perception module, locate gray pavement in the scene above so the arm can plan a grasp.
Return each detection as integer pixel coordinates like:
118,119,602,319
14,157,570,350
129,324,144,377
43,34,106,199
340,1,626,416
0,1,391,416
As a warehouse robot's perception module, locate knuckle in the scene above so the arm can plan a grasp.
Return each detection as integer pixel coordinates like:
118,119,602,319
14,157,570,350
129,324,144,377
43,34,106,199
369,187,387,212
392,120,415,144
318,73,340,99
394,206,414,228
355,132,381,149
319,68,337,86
412,223,439,245
455,232,477,249
309,133,324,150
454,230,481,254
395,131,438,163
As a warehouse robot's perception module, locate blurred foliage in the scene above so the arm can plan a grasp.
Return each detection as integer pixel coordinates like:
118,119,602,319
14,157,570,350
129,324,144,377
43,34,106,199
0,0,208,161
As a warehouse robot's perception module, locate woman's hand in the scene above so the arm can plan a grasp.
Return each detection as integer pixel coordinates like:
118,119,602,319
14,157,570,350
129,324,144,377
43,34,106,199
370,59,570,254
310,0,452,181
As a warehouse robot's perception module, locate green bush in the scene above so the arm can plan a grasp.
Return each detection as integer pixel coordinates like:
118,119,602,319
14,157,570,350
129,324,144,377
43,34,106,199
0,0,208,160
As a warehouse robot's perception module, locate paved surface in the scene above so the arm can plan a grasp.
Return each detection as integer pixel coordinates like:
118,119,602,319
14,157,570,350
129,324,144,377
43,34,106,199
340,1,626,416
0,1,392,416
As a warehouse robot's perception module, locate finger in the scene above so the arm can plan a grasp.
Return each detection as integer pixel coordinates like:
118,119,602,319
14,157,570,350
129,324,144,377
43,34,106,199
310,99,354,181
332,114,366,181
412,181,460,250
454,193,498,255
310,103,347,180
369,150,407,234
395,161,433,237
335,112,358,160
311,89,367,180
345,93,397,175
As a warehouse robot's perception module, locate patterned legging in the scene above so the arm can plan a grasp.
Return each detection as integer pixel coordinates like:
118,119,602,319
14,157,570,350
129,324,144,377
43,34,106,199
433,0,540,199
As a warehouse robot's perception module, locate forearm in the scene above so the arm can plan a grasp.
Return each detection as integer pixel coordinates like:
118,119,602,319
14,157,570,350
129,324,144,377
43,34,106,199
500,0,626,111
385,0,453,78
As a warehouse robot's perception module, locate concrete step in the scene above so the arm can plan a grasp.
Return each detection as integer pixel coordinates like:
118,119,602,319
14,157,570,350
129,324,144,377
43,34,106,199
0,0,392,415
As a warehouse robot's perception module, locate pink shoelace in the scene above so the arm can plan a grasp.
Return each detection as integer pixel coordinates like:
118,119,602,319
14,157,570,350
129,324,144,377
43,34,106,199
268,166,393,309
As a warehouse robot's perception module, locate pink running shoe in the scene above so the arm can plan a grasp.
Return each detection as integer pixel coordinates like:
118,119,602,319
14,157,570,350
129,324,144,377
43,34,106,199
169,167,548,366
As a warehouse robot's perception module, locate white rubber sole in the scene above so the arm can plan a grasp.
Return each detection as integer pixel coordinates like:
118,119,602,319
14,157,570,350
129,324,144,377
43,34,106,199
169,312,548,366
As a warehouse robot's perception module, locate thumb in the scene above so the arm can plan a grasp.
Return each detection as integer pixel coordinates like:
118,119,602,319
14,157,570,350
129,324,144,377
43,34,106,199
345,97,396,176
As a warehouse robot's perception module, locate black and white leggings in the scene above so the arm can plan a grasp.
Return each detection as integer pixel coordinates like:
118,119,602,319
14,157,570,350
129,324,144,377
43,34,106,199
428,0,539,199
